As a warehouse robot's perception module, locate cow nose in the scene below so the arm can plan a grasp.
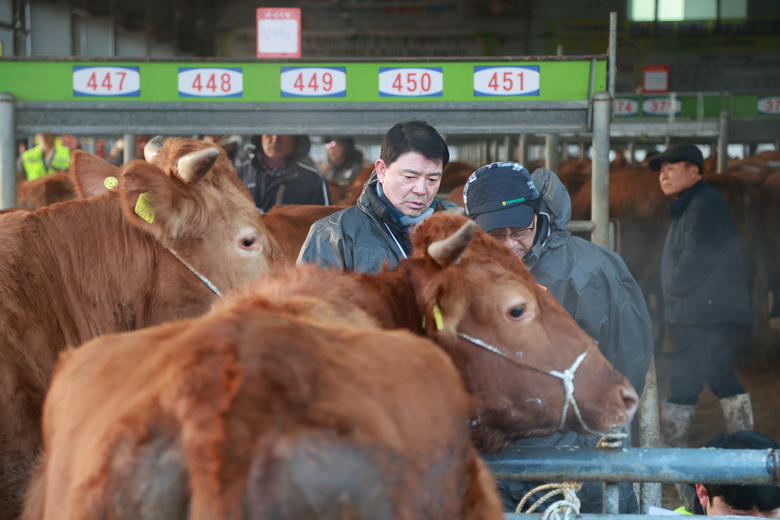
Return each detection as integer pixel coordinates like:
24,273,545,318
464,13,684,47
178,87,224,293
620,386,639,419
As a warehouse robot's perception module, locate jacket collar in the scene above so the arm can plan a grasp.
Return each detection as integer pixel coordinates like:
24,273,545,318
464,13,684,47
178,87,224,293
251,152,297,178
669,178,707,217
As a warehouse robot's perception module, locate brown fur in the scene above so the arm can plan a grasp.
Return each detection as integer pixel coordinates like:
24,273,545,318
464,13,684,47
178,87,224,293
17,172,78,210
262,204,346,262
0,138,282,519
24,212,636,520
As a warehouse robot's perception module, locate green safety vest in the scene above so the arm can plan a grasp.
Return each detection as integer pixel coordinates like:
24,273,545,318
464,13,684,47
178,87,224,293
22,144,71,181
674,506,694,515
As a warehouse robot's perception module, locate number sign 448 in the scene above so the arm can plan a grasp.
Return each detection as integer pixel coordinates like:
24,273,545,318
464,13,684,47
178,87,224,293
179,68,243,98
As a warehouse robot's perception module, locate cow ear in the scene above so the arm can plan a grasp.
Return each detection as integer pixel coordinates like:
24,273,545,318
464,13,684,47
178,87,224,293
427,220,476,267
70,150,121,198
118,159,208,242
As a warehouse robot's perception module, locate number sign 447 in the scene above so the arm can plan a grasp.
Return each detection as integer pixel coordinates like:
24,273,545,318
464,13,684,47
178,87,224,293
73,66,140,97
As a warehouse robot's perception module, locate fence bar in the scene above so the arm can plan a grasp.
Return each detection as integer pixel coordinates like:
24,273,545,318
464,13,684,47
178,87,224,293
485,447,780,485
545,133,559,173
0,92,16,210
123,133,136,164
603,482,620,514
717,110,729,174
518,134,528,165
638,357,662,513
591,91,611,248
608,12,617,100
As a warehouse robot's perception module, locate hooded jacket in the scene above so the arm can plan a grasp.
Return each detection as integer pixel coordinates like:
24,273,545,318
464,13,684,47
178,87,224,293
298,173,456,273
482,168,654,515
660,179,750,325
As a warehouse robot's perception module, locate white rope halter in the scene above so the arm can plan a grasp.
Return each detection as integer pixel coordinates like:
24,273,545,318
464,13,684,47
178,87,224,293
457,332,626,440
516,482,583,520
167,248,223,297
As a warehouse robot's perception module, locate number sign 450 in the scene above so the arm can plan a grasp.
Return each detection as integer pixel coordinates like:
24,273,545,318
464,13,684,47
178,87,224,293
379,68,443,97
178,68,243,98
73,66,140,97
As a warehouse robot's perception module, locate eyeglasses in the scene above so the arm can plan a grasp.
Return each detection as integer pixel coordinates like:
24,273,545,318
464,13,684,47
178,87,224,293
489,225,535,242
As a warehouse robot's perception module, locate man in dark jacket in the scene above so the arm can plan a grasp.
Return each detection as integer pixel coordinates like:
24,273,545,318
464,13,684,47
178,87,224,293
465,162,653,514
651,144,752,448
298,121,456,273
237,134,330,213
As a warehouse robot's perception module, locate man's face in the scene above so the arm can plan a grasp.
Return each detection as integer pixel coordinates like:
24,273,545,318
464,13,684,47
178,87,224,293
327,141,345,166
697,484,780,518
487,213,538,258
261,135,294,162
659,160,701,196
375,152,443,218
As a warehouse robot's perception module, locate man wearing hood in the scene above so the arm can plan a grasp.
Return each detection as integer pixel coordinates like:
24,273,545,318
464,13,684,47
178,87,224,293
298,121,455,273
466,162,653,514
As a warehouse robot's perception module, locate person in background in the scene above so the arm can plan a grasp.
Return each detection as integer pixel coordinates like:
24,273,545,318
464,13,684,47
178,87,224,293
675,431,780,517
465,162,653,514
237,134,330,213
322,136,365,186
650,144,752,449
19,132,71,181
298,120,455,273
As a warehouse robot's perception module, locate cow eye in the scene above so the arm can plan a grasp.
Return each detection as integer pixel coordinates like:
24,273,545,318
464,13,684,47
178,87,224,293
240,237,256,249
509,306,525,319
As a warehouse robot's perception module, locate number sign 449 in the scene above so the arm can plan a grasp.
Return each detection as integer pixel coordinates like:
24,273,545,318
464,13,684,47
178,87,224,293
280,67,346,97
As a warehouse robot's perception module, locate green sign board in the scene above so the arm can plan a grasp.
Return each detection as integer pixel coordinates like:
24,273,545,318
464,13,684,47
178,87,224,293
614,93,780,118
0,59,605,103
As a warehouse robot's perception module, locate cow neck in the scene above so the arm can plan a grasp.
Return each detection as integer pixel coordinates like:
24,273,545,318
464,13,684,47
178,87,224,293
356,266,424,334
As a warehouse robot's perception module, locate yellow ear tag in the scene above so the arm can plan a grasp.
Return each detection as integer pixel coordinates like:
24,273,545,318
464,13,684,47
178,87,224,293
134,192,155,224
104,176,118,190
433,304,444,331
422,315,426,328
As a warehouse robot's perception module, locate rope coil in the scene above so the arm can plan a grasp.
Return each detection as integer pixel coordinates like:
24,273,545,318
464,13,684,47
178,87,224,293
516,482,583,520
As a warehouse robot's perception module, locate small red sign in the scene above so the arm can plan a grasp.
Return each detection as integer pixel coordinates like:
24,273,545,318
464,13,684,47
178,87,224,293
256,8,301,59
643,65,669,93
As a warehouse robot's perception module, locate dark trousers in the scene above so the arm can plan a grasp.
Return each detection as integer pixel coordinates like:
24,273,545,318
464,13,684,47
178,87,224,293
669,323,745,405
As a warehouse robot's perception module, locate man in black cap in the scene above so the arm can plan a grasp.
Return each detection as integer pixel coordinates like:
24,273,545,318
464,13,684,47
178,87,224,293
465,162,653,514
650,144,752,449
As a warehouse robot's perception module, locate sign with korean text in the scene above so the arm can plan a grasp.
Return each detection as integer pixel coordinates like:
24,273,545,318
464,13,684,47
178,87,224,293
643,64,669,93
280,67,346,97
257,8,300,59
378,67,443,97
73,66,140,97
614,98,639,116
642,97,682,115
758,97,780,115
473,66,540,96
178,68,243,98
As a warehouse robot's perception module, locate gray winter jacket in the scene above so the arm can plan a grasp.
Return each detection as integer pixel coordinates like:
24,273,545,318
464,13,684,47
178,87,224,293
298,173,456,273
483,168,654,515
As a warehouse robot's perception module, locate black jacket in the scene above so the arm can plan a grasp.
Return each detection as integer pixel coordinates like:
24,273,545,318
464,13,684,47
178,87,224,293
237,154,330,213
660,179,750,325
298,173,456,273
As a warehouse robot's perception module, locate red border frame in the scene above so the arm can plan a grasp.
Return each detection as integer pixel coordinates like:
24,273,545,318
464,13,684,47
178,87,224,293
643,64,669,93
256,8,301,59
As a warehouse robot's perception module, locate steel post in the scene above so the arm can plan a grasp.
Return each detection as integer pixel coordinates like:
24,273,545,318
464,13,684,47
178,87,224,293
603,483,620,514
717,111,729,174
561,141,569,161
545,133,559,173
627,140,635,167
518,134,528,165
608,12,617,100
638,357,662,513
503,135,511,161
591,92,611,248
0,93,17,210
123,133,136,164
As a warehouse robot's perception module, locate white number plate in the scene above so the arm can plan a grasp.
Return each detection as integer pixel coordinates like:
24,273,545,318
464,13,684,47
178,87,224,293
73,66,140,97
614,98,639,116
378,67,443,97
473,66,540,96
758,97,780,114
178,68,243,98
642,98,682,115
281,67,346,97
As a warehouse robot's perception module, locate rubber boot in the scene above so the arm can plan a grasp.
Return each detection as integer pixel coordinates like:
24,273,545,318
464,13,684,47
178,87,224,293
720,393,754,433
660,400,696,448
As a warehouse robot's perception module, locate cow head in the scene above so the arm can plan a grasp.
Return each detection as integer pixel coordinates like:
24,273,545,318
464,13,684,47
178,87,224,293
407,212,638,453
72,138,284,294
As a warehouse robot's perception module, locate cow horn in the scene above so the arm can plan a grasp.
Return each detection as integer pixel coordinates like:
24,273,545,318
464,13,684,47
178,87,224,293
177,147,220,184
427,220,476,268
446,206,465,216
144,136,165,162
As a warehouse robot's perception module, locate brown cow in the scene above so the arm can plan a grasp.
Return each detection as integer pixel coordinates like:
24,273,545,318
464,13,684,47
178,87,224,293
0,138,283,519
16,172,77,210
23,213,637,520
261,204,345,262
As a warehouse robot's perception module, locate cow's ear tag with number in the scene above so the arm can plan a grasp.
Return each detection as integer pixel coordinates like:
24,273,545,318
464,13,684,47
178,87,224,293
104,176,118,190
134,192,155,223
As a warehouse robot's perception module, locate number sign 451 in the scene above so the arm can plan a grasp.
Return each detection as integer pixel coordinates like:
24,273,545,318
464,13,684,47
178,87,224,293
474,66,540,97
73,66,140,97
179,68,243,98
